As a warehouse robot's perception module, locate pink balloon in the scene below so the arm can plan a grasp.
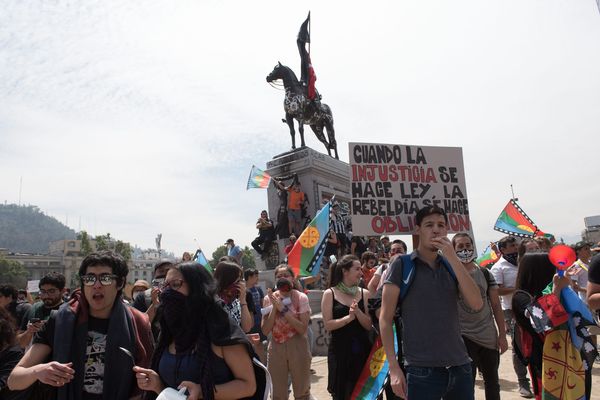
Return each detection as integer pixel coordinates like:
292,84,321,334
548,245,576,270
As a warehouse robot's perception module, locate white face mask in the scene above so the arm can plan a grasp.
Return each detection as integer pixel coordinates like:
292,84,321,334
456,249,475,263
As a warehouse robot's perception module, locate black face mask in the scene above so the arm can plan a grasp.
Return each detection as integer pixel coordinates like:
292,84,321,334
160,289,195,351
276,278,293,293
504,253,518,266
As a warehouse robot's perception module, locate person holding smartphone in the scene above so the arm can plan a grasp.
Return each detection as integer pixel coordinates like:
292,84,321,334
17,273,67,349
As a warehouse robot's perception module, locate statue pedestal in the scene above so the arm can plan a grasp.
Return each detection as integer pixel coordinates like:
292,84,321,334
265,147,351,267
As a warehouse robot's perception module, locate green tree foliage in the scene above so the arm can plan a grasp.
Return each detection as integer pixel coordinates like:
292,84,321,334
92,233,131,261
115,240,132,262
0,256,28,288
209,245,255,270
0,204,76,253
77,231,93,256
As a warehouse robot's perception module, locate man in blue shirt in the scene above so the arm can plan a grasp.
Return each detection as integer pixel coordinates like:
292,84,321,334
226,238,243,265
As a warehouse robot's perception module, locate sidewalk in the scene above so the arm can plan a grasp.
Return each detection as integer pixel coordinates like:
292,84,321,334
306,346,600,399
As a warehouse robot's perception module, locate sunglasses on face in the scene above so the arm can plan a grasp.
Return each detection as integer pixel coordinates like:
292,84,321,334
81,274,118,286
160,279,184,291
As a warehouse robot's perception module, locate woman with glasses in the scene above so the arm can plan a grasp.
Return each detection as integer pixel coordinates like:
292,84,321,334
262,264,312,400
214,261,254,333
132,262,258,400
321,255,371,400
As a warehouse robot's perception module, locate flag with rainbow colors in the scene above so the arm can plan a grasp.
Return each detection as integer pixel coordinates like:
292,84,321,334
350,325,398,400
286,200,331,277
493,199,546,238
246,165,271,190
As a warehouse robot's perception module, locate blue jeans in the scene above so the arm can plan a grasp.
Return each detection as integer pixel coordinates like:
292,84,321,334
406,363,474,400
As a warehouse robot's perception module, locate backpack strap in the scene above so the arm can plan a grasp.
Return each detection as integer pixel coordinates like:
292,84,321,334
480,267,493,296
439,258,458,285
398,254,414,302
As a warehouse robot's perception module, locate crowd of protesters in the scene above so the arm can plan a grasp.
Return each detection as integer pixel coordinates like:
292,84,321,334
1,206,600,400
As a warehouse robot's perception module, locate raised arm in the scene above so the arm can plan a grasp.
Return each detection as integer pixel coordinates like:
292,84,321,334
437,237,483,311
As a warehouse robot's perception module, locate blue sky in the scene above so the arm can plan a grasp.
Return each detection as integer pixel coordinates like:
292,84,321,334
1,0,599,256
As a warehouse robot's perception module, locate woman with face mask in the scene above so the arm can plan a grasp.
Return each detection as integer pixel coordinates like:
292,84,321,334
214,261,254,333
262,265,312,400
132,262,258,400
452,233,508,400
321,255,372,400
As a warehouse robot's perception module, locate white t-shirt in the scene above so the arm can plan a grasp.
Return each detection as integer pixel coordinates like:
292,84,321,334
490,257,519,310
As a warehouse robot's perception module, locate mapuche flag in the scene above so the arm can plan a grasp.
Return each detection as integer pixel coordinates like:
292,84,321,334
246,165,272,190
351,325,399,399
286,200,331,277
476,245,499,268
493,199,546,238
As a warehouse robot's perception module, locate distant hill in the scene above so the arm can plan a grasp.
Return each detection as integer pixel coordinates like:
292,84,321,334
0,204,76,254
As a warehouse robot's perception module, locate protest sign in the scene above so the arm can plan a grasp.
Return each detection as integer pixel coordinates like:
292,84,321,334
27,280,40,293
349,142,470,235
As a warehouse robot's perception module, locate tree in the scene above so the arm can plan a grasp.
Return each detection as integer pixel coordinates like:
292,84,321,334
93,233,131,261
115,240,132,262
209,245,256,270
95,233,111,252
78,231,93,256
0,256,28,288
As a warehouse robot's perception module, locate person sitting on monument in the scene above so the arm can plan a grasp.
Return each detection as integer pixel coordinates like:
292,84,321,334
251,210,276,258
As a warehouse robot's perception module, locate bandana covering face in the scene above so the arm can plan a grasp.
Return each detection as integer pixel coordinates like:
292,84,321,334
219,282,240,305
276,278,293,293
456,249,476,264
160,288,195,351
503,252,519,266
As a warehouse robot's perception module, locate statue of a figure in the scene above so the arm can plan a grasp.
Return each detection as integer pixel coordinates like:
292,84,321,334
266,13,339,159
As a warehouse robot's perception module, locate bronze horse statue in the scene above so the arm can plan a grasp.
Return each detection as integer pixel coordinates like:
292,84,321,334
266,62,338,159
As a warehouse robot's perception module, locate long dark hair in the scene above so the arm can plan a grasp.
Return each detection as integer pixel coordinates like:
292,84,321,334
213,261,242,293
514,253,555,298
328,255,359,288
0,307,16,351
152,262,225,400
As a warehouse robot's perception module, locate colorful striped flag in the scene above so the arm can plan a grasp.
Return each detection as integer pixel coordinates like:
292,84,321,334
493,199,545,238
246,165,272,190
193,249,212,273
476,246,499,268
286,201,331,277
351,325,398,400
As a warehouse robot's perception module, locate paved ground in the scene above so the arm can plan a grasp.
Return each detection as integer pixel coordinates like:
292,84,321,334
305,345,600,399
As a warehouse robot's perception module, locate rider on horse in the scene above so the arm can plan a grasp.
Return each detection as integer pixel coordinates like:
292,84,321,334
297,13,321,117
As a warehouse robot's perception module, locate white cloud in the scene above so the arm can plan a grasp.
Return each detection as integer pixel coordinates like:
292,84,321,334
1,0,599,257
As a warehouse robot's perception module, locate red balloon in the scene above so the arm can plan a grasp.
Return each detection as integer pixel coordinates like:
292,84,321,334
548,245,576,270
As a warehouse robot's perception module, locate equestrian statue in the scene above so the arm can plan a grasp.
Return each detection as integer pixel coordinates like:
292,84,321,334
266,13,339,159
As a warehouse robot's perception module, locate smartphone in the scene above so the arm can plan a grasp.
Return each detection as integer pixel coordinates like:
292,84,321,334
29,318,41,323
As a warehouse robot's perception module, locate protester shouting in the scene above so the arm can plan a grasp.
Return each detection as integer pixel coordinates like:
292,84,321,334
8,251,153,399
132,262,257,400
321,255,371,400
